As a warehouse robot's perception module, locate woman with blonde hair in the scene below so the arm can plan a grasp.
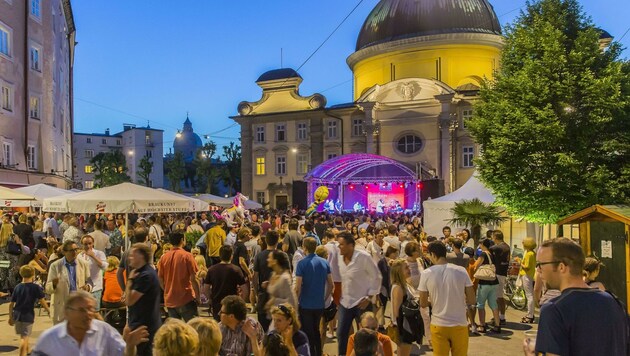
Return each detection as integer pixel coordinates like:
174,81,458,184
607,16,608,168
102,256,124,308
270,303,310,356
519,237,537,323
188,317,222,356
0,215,20,293
390,259,423,356
153,318,199,356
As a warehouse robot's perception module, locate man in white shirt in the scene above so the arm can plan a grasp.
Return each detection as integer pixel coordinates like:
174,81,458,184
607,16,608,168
398,230,410,258
336,232,382,356
32,291,148,356
63,217,82,244
90,220,111,253
418,241,475,356
78,235,108,311
383,224,400,251
225,224,238,246
366,228,389,265
45,213,61,240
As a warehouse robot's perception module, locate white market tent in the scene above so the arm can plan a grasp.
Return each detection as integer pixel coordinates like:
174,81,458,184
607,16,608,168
0,186,35,208
9,184,73,208
42,182,193,214
422,174,496,237
156,189,210,212
196,194,233,208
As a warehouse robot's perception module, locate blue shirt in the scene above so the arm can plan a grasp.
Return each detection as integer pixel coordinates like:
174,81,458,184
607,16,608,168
295,253,330,309
536,288,628,356
64,258,77,291
11,282,45,323
305,232,321,246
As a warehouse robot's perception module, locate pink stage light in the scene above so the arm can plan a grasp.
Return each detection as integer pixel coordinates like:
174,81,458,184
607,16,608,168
349,184,355,190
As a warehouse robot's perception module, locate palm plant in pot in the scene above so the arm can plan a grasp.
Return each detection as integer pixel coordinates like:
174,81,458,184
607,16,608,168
448,198,508,245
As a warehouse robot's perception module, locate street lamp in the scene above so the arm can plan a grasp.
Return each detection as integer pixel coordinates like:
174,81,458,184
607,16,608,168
175,130,182,138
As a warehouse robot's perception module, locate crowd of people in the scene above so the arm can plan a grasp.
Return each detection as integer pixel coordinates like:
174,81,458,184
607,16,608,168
0,209,627,356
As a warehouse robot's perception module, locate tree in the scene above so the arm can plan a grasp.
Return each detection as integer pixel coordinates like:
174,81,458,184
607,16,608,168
468,0,630,223
90,150,131,188
194,141,218,194
165,151,186,192
221,141,242,195
138,155,154,187
448,198,509,244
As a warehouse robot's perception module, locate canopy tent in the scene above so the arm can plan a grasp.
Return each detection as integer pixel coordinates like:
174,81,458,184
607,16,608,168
0,186,35,208
196,194,233,208
8,184,73,208
304,153,419,212
156,189,209,212
42,182,193,214
422,174,496,236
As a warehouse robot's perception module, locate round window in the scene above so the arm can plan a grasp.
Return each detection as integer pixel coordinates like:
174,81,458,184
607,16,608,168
397,135,422,154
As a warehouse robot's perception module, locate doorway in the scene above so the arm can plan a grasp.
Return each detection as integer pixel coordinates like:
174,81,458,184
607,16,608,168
275,195,288,210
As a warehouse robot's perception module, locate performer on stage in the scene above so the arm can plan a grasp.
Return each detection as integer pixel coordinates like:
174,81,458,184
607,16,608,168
376,199,384,214
327,199,335,213
335,199,342,213
353,202,362,213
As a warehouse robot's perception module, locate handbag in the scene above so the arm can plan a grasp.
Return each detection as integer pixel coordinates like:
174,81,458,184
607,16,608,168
474,252,496,281
515,275,523,288
386,324,400,344
323,302,337,322
6,238,21,255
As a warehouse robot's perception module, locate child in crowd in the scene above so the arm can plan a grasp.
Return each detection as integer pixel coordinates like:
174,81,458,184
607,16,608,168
8,265,49,356
102,256,124,308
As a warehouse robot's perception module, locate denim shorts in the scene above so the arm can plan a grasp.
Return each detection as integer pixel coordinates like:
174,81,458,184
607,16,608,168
476,284,498,310
15,321,33,337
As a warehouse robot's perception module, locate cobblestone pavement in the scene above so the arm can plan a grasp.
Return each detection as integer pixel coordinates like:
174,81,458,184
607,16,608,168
0,301,534,355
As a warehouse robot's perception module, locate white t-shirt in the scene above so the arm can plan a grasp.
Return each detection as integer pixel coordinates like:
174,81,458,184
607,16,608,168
384,235,400,250
418,263,472,327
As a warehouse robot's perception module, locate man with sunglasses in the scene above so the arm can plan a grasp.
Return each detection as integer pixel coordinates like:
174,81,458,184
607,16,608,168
45,241,92,324
525,238,628,356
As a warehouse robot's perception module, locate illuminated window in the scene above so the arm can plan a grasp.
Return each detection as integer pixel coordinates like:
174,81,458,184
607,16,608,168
29,96,40,119
84,165,93,174
84,180,94,189
297,153,309,175
256,157,265,175
1,85,12,111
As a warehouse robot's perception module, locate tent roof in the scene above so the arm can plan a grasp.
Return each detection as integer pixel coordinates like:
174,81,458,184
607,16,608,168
156,189,209,212
10,184,72,207
43,182,193,213
0,186,35,202
305,153,416,184
428,174,495,203
196,194,233,207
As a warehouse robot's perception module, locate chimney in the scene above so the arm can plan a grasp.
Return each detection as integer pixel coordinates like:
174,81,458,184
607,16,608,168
105,128,110,136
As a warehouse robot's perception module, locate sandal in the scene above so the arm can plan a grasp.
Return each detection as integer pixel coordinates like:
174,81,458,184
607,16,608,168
521,316,535,323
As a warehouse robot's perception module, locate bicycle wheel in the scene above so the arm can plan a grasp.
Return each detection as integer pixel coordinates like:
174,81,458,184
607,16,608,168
510,287,527,310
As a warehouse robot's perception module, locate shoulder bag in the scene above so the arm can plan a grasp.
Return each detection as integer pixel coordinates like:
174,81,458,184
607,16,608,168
474,252,496,281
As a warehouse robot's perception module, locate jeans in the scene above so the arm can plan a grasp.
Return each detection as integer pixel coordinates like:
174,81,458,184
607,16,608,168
92,289,103,311
337,303,371,356
167,299,198,322
299,307,324,356
522,274,535,318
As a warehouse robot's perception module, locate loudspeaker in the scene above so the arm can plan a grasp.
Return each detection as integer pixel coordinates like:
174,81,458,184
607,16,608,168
292,180,308,210
421,179,444,202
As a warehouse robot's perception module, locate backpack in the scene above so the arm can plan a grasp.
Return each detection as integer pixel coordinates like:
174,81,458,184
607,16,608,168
606,290,630,356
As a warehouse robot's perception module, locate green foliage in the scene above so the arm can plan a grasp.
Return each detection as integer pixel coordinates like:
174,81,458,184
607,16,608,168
468,0,630,223
448,198,508,242
221,142,242,195
138,155,154,187
165,151,186,193
90,150,131,188
194,141,219,194
185,230,204,248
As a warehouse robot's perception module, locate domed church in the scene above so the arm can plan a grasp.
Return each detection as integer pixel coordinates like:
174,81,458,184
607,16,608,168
232,0,504,210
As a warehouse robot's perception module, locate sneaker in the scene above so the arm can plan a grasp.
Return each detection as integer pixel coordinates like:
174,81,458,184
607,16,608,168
488,325,502,333
500,318,507,326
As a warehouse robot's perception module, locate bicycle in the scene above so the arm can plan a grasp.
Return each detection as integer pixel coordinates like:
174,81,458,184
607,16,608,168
504,261,527,310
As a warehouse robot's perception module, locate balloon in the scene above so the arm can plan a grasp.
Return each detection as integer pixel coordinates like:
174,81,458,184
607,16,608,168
306,186,330,217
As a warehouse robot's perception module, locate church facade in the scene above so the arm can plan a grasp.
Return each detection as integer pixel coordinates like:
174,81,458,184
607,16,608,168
232,0,503,209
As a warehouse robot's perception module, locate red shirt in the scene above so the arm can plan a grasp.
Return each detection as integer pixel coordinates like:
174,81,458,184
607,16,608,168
157,248,198,308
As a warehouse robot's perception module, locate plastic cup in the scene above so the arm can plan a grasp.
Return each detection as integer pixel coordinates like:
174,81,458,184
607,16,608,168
524,330,537,353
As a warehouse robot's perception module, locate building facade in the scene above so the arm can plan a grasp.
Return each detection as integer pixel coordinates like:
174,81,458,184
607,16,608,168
73,125,164,189
232,0,504,209
0,0,75,188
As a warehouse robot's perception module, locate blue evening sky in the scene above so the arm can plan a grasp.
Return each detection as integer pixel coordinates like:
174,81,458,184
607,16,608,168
72,0,630,155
